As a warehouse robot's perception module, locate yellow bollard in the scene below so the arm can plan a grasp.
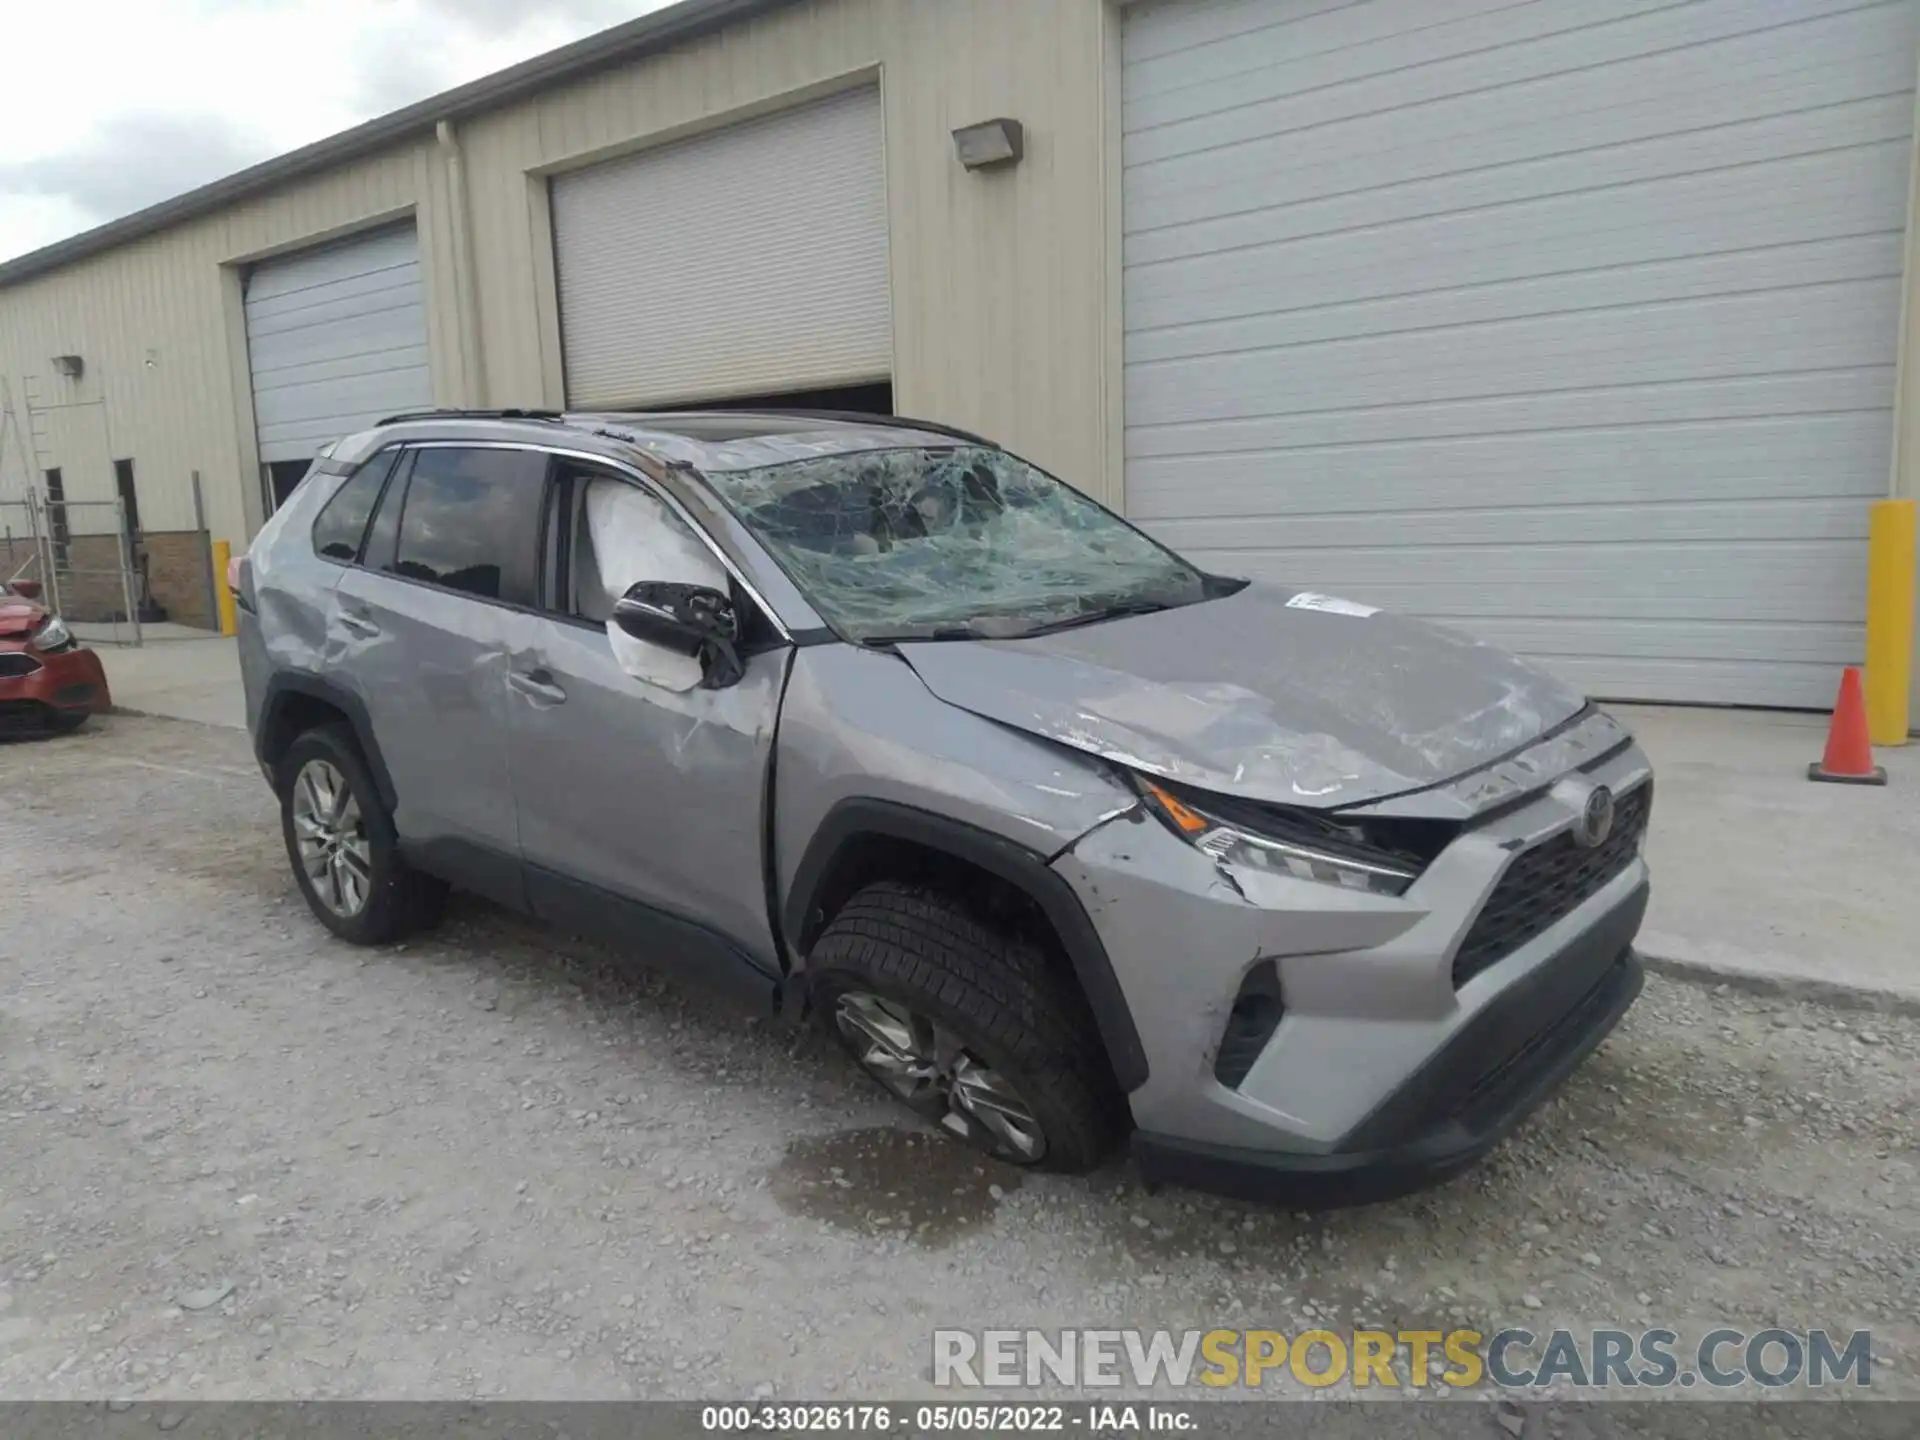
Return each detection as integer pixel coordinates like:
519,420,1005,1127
1864,498,1916,745
212,539,238,637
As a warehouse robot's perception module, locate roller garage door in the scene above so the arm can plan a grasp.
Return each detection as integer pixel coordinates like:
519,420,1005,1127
244,225,432,468
551,87,891,409
1122,0,1920,707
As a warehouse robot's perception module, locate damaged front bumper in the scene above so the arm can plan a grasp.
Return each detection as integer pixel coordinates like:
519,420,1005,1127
1051,734,1652,1205
1132,899,1643,1206
0,643,110,732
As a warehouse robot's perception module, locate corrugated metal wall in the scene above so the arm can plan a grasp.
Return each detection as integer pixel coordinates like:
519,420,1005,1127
0,0,1122,553
244,223,435,463
550,86,892,407
1119,0,1920,708
0,142,447,544
460,0,1121,502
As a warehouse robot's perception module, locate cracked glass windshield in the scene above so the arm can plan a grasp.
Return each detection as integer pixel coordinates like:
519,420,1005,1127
702,445,1210,642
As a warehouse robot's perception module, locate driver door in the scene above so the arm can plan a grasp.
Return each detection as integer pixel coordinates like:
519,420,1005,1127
503,460,788,1001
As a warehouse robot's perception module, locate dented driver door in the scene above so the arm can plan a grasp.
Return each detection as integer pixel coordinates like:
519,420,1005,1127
501,464,787,1002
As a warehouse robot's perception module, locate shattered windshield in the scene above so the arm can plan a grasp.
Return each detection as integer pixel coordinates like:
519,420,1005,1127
700,446,1209,642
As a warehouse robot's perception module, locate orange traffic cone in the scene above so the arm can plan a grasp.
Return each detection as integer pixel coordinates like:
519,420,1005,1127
1807,667,1886,785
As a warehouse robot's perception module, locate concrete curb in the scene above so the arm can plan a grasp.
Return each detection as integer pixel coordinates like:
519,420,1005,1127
107,704,245,731
1638,946,1920,1018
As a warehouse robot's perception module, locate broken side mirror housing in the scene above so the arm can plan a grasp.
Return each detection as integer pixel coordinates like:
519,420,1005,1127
613,581,743,689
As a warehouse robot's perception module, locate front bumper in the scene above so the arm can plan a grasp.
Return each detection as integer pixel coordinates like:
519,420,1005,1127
1051,723,1652,1201
0,644,110,731
1134,886,1645,1206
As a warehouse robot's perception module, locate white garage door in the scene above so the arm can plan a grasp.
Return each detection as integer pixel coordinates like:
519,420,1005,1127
551,86,891,409
1123,0,1919,707
244,225,432,464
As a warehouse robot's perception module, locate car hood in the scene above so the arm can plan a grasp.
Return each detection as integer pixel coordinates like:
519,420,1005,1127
894,582,1587,810
0,599,48,637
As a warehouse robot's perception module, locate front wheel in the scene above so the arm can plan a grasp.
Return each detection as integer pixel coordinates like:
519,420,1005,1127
277,724,444,944
808,881,1127,1173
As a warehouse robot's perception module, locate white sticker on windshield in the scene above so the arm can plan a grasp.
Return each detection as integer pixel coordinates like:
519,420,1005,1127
1285,591,1379,618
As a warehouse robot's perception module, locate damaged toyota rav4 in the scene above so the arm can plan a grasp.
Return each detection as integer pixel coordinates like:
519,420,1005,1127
237,409,1651,1205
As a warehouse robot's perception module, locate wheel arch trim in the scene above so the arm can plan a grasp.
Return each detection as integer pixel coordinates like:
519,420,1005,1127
257,671,398,813
784,798,1148,1092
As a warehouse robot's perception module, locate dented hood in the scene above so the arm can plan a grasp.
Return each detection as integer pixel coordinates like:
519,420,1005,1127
895,582,1587,810
0,599,48,637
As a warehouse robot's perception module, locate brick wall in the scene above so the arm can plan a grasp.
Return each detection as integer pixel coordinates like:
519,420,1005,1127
0,530,214,628
142,531,216,630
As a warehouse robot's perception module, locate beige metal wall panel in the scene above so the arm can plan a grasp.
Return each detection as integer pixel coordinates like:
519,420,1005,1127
2,0,1121,553
460,0,1121,503
1122,0,1918,709
0,140,445,551
551,86,890,407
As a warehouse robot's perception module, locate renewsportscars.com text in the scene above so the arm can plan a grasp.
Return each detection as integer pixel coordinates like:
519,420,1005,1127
932,1327,1873,1391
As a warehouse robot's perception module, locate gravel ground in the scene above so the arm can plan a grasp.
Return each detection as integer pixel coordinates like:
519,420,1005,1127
1,714,1915,1406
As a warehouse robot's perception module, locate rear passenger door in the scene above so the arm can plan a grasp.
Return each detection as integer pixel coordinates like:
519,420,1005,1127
331,443,548,905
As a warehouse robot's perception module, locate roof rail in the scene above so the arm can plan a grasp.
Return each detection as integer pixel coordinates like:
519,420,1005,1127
641,406,999,447
374,407,566,426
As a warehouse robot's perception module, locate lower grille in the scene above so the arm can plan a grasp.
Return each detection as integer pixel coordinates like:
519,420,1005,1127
0,652,42,678
1214,962,1285,1089
0,699,55,733
1452,783,1651,989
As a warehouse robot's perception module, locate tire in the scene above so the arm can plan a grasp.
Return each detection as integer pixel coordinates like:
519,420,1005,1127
276,723,445,945
43,708,89,735
808,880,1128,1173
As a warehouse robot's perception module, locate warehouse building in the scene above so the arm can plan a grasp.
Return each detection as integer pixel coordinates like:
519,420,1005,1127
3,0,1918,711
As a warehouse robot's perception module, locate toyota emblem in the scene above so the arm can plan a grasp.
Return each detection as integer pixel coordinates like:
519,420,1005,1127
1572,784,1616,849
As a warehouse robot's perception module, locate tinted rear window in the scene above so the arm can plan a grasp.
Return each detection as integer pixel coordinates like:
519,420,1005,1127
387,447,547,606
310,451,398,562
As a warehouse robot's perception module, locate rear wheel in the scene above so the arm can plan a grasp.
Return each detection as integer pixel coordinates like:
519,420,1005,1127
808,881,1127,1173
277,724,444,944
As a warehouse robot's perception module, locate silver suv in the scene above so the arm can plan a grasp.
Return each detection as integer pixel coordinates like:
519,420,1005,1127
237,409,1652,1204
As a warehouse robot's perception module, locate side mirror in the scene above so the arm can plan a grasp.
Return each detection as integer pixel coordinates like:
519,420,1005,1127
10,579,42,600
612,581,743,688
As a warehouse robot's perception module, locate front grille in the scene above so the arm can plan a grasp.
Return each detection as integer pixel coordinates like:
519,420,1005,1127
1452,783,1651,989
0,652,42,678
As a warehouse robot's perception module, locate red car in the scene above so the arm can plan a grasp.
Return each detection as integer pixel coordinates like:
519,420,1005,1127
0,579,110,735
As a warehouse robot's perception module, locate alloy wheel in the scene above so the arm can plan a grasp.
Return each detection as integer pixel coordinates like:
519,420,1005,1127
290,758,373,918
831,990,1046,1163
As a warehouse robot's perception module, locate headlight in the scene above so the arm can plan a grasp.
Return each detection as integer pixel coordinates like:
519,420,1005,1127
1132,775,1425,897
32,614,74,652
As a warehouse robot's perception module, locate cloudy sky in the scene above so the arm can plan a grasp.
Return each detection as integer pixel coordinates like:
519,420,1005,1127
0,0,674,264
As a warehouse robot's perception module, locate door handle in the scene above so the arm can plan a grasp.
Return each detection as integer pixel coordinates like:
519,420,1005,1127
507,668,568,705
338,611,380,638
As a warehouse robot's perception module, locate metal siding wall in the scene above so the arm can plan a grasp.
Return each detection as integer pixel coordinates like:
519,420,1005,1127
0,140,443,549
244,226,434,462
461,0,1120,504
1122,0,1920,709
2,0,1119,549
552,87,890,406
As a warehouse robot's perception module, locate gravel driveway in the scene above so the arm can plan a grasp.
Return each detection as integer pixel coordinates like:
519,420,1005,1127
2,715,1914,1403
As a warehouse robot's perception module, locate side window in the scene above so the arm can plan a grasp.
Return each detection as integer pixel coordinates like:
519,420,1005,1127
360,449,413,572
388,447,548,606
310,451,398,562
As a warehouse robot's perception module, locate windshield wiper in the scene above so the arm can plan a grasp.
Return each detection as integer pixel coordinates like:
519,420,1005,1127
861,596,1181,647
859,625,986,646
1007,598,1177,638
